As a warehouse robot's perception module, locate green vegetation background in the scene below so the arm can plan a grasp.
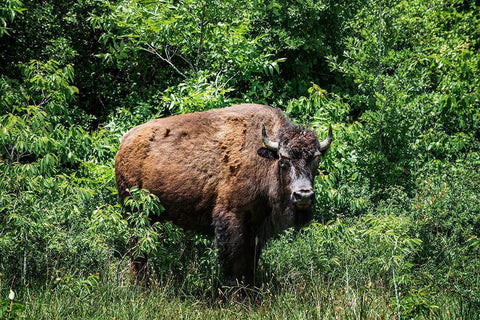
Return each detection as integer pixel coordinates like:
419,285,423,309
0,0,479,318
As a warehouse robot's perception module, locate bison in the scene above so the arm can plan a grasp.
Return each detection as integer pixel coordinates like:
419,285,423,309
115,104,332,284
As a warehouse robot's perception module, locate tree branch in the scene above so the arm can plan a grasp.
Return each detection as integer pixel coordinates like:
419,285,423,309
141,43,187,79
195,1,207,70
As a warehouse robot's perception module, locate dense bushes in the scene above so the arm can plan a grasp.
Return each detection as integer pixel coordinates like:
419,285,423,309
0,0,479,317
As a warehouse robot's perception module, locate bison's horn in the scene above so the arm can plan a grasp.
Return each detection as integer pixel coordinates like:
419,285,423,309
262,124,279,151
319,125,333,151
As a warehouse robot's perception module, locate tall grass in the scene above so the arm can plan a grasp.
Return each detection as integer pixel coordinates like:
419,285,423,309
9,269,471,319
3,206,477,319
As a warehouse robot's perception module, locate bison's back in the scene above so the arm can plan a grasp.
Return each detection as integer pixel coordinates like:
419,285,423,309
115,104,286,233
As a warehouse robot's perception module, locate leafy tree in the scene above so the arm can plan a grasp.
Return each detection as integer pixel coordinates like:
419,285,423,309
0,0,24,36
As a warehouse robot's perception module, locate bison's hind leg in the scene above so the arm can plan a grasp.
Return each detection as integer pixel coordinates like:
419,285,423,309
127,238,151,285
131,255,150,283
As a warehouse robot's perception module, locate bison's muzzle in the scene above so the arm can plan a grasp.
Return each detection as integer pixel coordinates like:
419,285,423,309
292,188,315,209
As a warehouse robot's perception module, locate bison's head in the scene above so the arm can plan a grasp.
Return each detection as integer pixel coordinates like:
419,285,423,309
258,124,332,227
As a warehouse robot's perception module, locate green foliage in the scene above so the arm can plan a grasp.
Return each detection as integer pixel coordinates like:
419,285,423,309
328,0,480,194
411,164,480,304
0,0,24,37
0,56,120,286
251,0,363,97
54,274,100,300
0,289,25,320
160,75,235,114
89,0,279,108
262,212,422,289
124,187,165,258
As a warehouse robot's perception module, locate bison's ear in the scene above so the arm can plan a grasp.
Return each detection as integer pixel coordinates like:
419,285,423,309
257,147,279,159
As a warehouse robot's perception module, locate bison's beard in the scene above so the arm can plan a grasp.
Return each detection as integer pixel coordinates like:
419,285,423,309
293,206,313,229
274,205,313,232
260,204,313,244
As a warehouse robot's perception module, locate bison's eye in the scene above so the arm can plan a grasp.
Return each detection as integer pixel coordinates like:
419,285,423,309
311,155,321,170
279,158,290,169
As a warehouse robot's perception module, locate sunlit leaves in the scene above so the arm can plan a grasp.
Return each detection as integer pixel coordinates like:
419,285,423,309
161,74,235,114
0,0,25,36
0,55,124,286
91,0,276,87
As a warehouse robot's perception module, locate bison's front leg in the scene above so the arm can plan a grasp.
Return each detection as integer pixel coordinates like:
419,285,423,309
214,212,258,285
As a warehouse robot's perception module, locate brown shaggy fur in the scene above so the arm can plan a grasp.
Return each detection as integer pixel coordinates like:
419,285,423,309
115,104,329,284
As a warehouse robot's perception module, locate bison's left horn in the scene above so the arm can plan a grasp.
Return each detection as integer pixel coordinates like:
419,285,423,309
319,125,333,151
262,124,279,151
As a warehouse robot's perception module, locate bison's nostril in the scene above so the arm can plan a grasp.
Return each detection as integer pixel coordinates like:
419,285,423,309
293,190,315,202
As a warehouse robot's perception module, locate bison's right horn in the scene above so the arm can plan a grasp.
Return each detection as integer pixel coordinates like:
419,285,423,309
319,125,333,151
262,124,279,151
